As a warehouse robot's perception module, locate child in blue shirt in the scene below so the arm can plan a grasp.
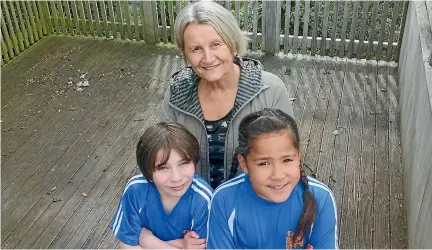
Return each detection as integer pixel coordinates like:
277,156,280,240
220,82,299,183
207,109,338,249
110,122,213,249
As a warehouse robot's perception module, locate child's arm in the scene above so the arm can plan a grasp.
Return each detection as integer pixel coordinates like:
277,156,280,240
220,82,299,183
139,227,180,249
308,194,338,249
190,201,210,240
139,228,205,249
109,188,143,247
119,241,144,249
206,195,235,249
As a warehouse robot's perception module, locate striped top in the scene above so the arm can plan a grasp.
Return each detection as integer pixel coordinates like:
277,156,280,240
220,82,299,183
110,174,213,246
207,174,338,249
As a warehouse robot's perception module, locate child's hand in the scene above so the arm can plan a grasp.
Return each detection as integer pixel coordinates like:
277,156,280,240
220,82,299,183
181,230,206,249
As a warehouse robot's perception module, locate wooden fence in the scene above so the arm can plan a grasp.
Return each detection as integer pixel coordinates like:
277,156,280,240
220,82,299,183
1,0,408,65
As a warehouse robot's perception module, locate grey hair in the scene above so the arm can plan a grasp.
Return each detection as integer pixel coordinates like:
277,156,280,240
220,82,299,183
174,0,248,56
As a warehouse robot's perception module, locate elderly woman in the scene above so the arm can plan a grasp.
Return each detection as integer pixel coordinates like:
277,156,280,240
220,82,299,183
159,1,295,189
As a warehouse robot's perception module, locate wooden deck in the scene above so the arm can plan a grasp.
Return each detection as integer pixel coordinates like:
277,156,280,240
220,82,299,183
1,36,406,249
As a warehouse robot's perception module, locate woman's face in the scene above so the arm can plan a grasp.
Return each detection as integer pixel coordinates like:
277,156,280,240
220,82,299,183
183,23,235,83
238,130,301,203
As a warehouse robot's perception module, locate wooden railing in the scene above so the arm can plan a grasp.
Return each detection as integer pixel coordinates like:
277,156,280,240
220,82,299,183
1,0,408,65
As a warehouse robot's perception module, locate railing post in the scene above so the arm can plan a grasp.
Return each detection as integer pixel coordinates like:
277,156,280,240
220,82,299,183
262,1,281,55
142,1,158,45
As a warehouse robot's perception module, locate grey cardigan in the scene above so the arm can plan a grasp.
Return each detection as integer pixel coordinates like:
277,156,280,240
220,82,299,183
158,57,295,182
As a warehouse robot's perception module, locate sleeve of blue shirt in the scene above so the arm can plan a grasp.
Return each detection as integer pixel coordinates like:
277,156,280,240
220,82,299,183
309,193,338,249
191,202,209,239
109,187,142,246
206,193,235,249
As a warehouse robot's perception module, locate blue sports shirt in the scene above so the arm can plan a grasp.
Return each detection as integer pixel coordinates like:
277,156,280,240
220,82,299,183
110,174,213,246
207,174,338,249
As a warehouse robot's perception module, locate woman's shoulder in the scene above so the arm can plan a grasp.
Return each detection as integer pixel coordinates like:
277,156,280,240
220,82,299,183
261,70,286,89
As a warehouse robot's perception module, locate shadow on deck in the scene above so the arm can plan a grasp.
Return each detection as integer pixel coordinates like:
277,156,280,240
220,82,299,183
1,36,406,249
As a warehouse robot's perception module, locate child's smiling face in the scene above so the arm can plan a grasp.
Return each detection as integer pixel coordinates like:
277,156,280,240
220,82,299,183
238,129,301,203
152,149,195,200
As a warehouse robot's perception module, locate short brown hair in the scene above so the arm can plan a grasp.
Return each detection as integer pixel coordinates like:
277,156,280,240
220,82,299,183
136,122,199,182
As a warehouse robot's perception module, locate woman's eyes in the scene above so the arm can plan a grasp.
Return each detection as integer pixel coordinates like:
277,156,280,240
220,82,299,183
283,158,293,163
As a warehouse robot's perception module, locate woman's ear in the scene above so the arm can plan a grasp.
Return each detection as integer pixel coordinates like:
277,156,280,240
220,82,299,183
238,154,249,174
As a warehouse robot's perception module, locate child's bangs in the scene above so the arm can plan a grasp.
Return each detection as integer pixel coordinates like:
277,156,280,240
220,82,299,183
152,139,193,170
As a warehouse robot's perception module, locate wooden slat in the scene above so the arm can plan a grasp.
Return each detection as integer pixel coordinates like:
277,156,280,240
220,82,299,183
387,66,407,248
366,1,379,60
2,1,21,54
160,1,168,43
116,1,124,39
310,1,320,56
92,1,101,37
76,1,87,36
225,0,230,10
283,0,291,53
139,1,145,41
107,0,116,38
56,1,66,36
320,1,330,56
151,0,159,42
84,1,94,37
301,1,310,55
50,0,60,35
24,1,38,41
13,1,30,49
357,1,370,58
167,1,174,43
70,1,80,35
376,1,389,61
42,1,54,35
243,0,249,33
1,28,10,63
100,1,109,38
123,1,132,40
176,0,181,12
292,0,301,54
338,59,361,249
356,60,377,248
63,1,74,36
132,1,140,41
32,1,44,37
373,62,390,248
235,1,240,23
319,1,330,56
261,1,265,49
36,1,48,35
1,7,15,59
21,1,35,44
329,0,339,57
252,0,258,51
338,1,350,58
8,1,25,52
386,2,401,61
347,1,360,59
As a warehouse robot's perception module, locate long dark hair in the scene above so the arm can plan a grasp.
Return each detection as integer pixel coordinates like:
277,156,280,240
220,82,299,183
136,122,199,182
236,109,317,244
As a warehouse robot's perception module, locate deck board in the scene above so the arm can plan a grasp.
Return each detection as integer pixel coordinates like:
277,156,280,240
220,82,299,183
1,36,406,249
